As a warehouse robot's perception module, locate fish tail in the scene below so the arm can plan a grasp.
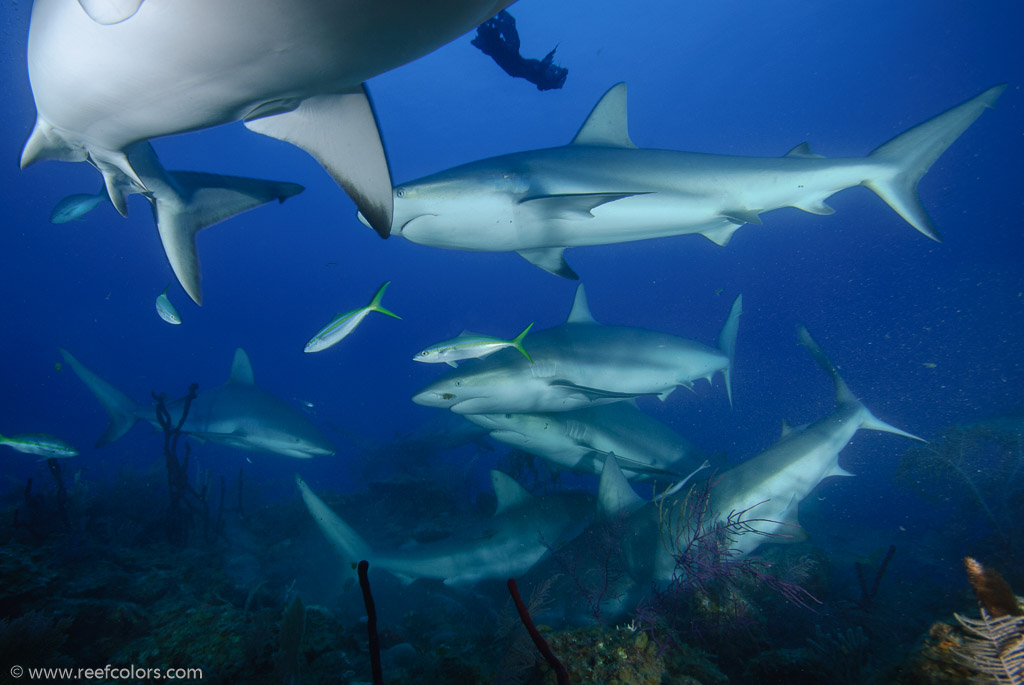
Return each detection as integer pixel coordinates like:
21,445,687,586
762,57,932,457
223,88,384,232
296,475,374,569
512,322,534,362
368,280,402,319
154,167,304,305
59,348,140,447
797,325,926,443
864,84,1005,241
716,295,742,408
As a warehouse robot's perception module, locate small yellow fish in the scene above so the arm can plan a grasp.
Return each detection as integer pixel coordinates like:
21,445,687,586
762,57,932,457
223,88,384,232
54,362,62,372
922,362,937,369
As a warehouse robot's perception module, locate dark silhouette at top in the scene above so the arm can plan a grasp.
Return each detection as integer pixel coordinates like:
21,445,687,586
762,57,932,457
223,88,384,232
472,11,568,91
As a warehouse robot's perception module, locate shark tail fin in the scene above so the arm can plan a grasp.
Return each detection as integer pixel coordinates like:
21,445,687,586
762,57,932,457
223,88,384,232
717,295,743,408
796,326,927,443
58,348,140,447
367,281,402,320
296,476,374,565
864,84,1005,241
512,322,534,362
154,171,304,306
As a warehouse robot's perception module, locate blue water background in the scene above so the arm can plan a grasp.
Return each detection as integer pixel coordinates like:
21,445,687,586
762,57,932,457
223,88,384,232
0,1,1021,578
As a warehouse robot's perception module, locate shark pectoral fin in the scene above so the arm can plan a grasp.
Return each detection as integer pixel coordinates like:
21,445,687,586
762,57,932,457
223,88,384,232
608,453,682,479
827,463,856,478
519,192,643,220
491,470,533,516
549,380,659,401
154,172,304,305
78,0,145,24
516,247,579,280
296,475,373,563
784,142,826,159
698,223,743,247
597,454,647,519
244,87,393,237
722,208,762,225
571,82,637,149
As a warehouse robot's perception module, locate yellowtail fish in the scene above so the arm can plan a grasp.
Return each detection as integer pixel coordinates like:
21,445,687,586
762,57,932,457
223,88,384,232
0,432,78,459
305,281,401,353
415,323,534,367
155,285,182,325
49,186,109,223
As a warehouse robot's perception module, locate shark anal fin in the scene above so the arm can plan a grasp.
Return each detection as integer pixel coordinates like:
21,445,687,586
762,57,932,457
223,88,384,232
516,247,579,280
244,86,393,238
519,192,643,220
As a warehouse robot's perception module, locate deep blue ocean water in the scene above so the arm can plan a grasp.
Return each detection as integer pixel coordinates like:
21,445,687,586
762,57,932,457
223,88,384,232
1,2,1022,682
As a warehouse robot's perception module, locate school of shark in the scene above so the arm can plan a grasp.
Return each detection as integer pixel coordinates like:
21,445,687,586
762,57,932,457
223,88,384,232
5,1,1016,681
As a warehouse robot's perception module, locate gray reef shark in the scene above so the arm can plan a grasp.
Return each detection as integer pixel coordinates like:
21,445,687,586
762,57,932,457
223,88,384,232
59,347,334,459
372,82,1004,279
465,400,713,480
21,0,514,302
297,470,592,585
594,325,924,586
412,285,742,414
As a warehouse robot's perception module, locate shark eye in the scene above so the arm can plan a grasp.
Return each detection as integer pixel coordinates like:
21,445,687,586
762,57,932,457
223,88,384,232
396,187,407,198
454,379,463,387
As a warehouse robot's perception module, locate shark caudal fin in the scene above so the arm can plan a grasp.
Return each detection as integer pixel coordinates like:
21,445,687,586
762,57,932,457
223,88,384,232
864,84,1005,241
296,476,373,568
58,348,140,447
796,326,925,442
154,171,304,305
717,295,743,408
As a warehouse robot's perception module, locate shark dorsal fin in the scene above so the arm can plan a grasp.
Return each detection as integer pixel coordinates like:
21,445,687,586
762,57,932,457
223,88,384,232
598,454,646,519
785,142,826,159
491,470,532,516
571,83,637,149
780,420,793,438
230,348,255,384
566,284,598,324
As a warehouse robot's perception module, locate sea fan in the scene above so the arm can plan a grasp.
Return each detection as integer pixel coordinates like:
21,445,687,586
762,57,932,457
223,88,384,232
953,608,1024,684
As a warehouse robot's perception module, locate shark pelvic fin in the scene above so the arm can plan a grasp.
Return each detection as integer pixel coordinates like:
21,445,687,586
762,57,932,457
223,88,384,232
229,349,255,385
20,119,88,168
566,284,597,324
598,455,646,519
491,470,533,516
516,247,579,280
244,86,393,238
78,0,145,24
864,83,1005,241
59,348,140,447
571,82,637,149
698,223,743,246
154,171,304,305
